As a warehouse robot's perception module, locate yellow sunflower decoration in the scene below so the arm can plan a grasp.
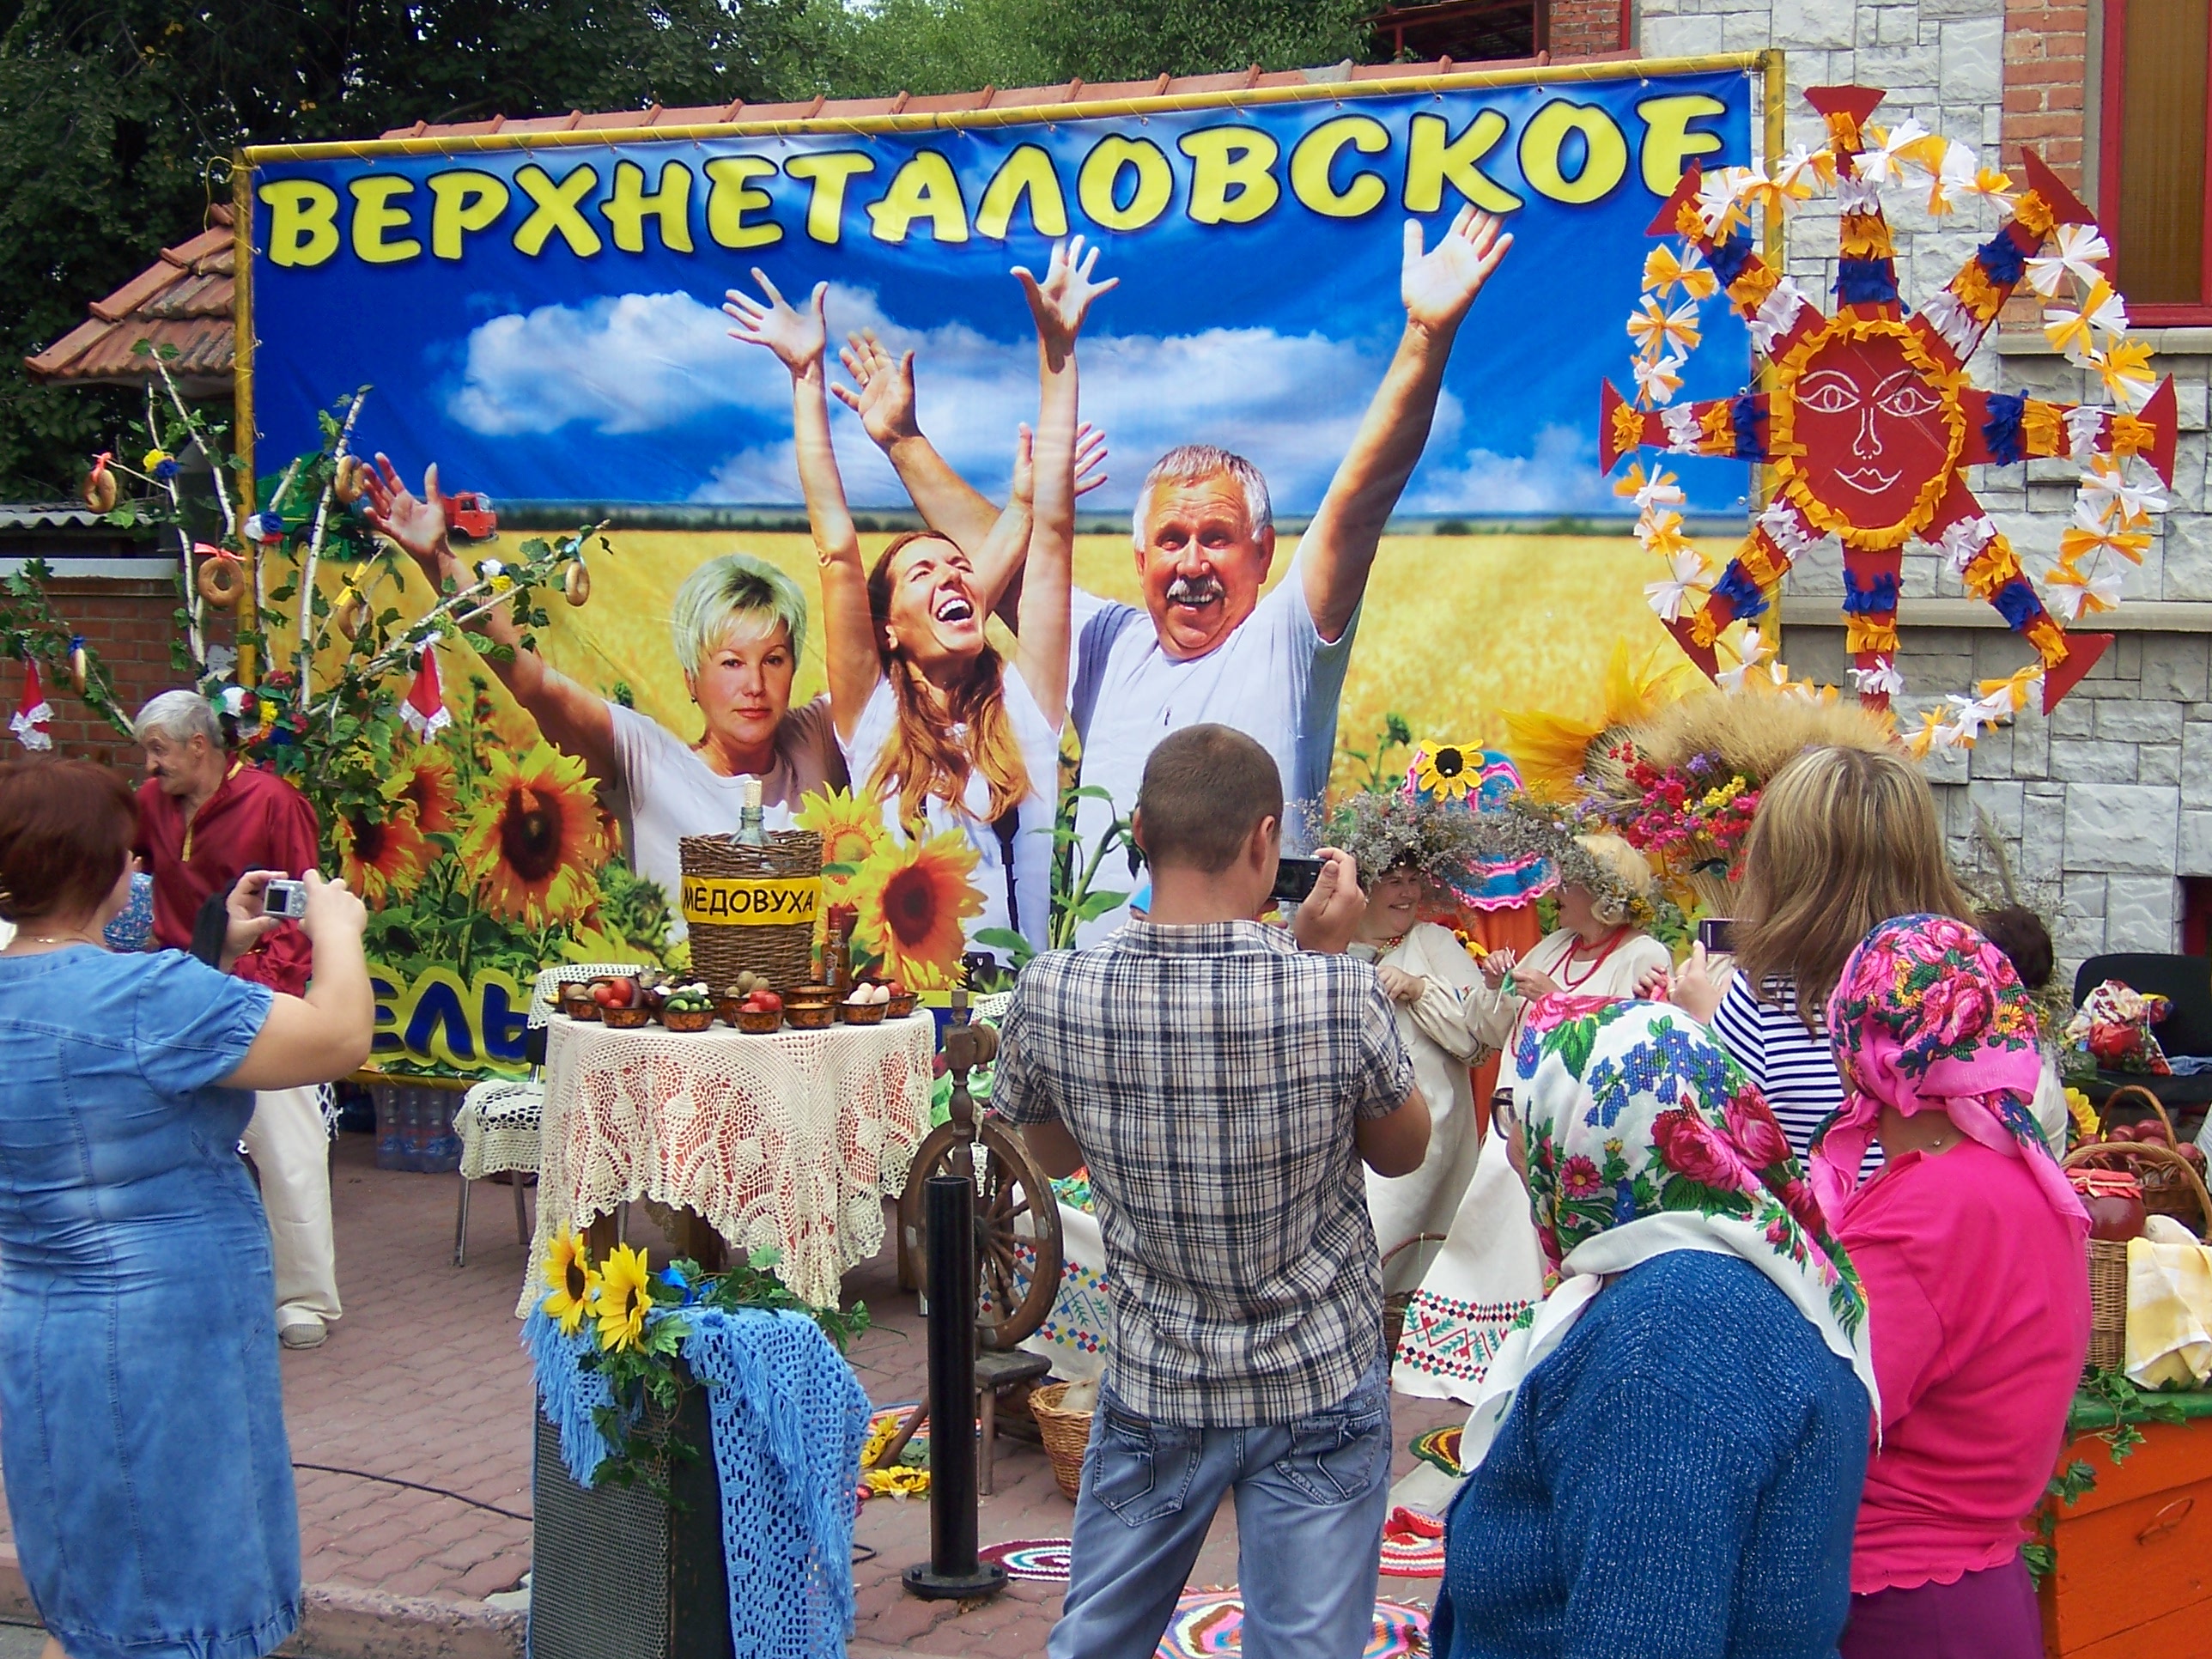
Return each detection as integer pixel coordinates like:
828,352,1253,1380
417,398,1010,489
851,829,984,991
337,798,432,908
1501,640,1698,798
594,1242,654,1352
794,787,884,872
459,742,612,927
397,746,461,837
1411,742,1478,802
539,1229,600,1338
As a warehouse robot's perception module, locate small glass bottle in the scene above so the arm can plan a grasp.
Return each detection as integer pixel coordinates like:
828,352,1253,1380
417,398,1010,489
733,775,768,848
825,905,854,994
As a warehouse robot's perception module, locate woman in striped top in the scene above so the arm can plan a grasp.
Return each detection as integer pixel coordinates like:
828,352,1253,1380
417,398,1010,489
1647,745,1978,1182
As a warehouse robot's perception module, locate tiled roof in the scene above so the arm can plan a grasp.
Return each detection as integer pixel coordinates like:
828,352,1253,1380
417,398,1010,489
373,52,1601,141
26,204,235,397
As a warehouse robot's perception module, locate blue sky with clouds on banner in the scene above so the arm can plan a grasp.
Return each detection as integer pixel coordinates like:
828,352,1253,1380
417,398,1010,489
251,67,1757,518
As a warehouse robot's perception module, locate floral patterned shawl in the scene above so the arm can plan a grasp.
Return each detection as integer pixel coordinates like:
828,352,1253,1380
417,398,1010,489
1818,913,2087,1230
1461,997,1877,1473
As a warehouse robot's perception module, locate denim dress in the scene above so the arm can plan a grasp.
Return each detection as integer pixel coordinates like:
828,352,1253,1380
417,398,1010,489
0,947,298,1659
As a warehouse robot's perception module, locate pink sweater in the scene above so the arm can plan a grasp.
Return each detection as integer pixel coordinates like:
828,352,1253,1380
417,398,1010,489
1836,1139,2090,1594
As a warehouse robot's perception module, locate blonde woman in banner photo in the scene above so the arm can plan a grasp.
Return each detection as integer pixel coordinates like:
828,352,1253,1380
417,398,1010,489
363,468,848,926
726,239,1111,961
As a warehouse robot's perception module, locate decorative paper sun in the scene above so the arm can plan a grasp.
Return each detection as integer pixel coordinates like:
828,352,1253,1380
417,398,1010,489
1600,84,2177,757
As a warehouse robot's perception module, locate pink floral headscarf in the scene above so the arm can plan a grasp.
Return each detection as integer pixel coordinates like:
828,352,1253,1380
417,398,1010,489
1818,913,2086,1230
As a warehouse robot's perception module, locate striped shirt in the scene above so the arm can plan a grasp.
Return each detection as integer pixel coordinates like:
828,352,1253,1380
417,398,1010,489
1711,975,1884,1182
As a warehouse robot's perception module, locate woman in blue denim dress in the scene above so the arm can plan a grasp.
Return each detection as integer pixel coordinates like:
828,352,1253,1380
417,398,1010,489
0,760,372,1659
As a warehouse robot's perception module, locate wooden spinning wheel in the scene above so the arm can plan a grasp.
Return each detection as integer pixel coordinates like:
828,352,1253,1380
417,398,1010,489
898,1113,1064,1350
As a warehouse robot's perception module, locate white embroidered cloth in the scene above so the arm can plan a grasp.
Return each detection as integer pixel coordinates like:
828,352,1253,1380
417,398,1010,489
521,1012,934,1311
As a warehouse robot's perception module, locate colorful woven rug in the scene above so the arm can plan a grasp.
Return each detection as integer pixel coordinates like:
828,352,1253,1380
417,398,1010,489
1410,1423,1463,1478
1378,1506,1447,1578
978,1537,1074,1583
1155,1589,1430,1656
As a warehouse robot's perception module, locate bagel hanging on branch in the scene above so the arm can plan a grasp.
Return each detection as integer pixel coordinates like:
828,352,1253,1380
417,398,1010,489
82,453,117,514
193,545,244,609
334,586,373,642
563,558,592,606
332,454,366,505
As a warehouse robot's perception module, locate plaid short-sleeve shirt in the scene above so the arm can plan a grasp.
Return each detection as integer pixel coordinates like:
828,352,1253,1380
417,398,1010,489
994,921,1416,1425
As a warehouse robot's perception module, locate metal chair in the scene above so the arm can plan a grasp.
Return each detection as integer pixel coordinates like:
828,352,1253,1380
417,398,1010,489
453,962,647,1267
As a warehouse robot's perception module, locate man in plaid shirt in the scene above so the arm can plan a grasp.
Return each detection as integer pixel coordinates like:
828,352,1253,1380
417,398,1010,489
996,724,1429,1658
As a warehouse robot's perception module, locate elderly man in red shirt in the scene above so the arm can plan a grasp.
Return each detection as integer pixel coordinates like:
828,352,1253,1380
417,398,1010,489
134,690,341,1349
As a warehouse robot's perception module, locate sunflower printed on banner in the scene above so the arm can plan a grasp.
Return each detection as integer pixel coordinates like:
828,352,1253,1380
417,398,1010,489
849,829,986,992
460,742,612,927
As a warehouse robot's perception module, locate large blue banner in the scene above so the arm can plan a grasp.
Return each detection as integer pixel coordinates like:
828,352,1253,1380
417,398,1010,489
246,64,1758,517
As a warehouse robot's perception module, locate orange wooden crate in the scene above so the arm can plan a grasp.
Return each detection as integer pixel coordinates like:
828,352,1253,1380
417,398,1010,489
2040,1414,2212,1657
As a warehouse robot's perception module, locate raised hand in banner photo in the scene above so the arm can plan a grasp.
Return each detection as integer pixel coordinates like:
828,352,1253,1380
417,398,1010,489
727,241,1106,963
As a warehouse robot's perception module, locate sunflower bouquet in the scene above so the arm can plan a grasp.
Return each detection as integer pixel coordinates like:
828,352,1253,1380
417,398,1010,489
530,1229,867,1493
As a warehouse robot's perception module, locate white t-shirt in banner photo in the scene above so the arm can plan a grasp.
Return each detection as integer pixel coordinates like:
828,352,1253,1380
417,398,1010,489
844,667,1063,963
607,696,844,937
1064,555,1358,946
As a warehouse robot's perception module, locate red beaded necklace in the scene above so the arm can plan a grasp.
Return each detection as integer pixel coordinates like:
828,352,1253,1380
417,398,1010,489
1554,926,1632,992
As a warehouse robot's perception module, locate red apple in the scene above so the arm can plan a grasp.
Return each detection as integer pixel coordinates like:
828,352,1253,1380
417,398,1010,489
754,991,782,1012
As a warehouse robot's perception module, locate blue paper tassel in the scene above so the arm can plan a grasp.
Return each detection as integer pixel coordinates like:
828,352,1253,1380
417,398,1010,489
1708,233,1755,288
1836,259,1900,305
1730,395,1766,461
1977,232,2027,288
1983,393,2027,466
1843,568,1901,614
1711,562,1769,619
1992,578,2041,630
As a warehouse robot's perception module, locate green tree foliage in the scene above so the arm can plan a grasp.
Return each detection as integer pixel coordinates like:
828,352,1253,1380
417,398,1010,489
0,0,1372,500
0,0,812,498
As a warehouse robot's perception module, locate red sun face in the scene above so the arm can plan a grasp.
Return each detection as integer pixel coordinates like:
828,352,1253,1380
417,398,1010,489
1784,326,1959,540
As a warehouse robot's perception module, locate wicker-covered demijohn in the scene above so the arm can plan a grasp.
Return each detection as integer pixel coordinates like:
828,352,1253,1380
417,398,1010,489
679,830,823,992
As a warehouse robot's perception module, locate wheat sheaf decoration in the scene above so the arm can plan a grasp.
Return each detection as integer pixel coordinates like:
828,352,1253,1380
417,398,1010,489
1601,83,2177,758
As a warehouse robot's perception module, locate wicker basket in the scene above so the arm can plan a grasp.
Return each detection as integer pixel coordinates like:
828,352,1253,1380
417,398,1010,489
1028,1381,1093,1501
679,830,823,992
1381,1233,1449,1359
2097,1085,2206,1220
2065,1139,2212,1376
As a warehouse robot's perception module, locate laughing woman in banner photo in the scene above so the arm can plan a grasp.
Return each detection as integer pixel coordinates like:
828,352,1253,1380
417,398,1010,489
363,467,848,921
726,239,1112,961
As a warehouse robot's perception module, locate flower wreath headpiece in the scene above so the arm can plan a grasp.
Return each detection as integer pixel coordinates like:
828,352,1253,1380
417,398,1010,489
1601,82,2175,758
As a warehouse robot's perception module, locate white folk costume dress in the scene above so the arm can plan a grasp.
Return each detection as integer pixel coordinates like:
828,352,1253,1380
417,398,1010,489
1354,923,1485,1291
1391,925,1672,1404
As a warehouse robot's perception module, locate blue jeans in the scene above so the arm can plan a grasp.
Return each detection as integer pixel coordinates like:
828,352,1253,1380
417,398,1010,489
1048,1358,1392,1659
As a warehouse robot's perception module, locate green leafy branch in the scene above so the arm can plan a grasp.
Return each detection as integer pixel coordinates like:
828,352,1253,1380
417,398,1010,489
975,782,1134,972
2025,1368,2192,1584
0,561,133,740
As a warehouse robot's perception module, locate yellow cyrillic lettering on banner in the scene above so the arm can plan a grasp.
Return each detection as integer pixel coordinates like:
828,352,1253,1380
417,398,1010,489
259,179,342,268
427,171,510,260
348,176,421,264
1178,126,1280,226
1636,94,1729,196
704,156,783,250
975,144,1070,240
784,152,877,246
602,159,695,254
513,163,603,258
1077,137,1174,232
866,151,970,245
1290,116,1391,219
1403,110,1523,215
1519,100,1630,205
680,876,823,927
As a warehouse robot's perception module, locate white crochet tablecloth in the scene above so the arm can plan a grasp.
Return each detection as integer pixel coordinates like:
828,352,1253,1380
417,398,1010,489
520,1012,935,1311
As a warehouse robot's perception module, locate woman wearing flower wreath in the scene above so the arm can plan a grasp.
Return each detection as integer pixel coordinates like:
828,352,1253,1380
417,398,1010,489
1465,833,1672,1057
1817,915,2088,1659
1390,833,1666,1409
1334,791,1488,1285
0,760,373,1659
726,239,1111,960
363,473,848,927
1429,997,1875,1658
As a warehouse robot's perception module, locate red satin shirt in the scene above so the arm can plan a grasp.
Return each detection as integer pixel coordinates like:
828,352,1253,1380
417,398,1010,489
135,762,320,996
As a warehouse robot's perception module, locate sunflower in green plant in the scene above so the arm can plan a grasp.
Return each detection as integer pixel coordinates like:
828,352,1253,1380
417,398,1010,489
594,1243,654,1352
538,1230,599,1337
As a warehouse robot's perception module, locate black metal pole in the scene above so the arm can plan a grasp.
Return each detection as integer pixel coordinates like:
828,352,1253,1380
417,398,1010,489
902,1171,1006,1600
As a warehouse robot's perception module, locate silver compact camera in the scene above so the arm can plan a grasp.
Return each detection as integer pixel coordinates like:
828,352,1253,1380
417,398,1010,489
261,878,308,920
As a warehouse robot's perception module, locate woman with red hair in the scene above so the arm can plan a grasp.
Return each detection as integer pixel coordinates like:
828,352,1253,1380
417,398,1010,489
0,760,372,1659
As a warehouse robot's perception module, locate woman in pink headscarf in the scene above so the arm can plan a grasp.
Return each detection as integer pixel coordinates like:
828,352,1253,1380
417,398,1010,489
1817,913,2089,1659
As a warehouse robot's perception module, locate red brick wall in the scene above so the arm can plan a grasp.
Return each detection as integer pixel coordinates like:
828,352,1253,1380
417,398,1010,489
2001,0,2090,185
4,579,199,772
1548,0,1627,57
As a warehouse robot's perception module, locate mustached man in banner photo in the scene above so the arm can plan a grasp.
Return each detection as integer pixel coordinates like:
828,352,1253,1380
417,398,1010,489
241,62,1758,1071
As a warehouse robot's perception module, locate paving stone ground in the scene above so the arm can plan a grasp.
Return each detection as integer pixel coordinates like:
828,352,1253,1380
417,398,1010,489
2,1131,1464,1654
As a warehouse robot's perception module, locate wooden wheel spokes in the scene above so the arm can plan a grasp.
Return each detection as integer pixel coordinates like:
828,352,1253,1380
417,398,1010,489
898,1114,1066,1349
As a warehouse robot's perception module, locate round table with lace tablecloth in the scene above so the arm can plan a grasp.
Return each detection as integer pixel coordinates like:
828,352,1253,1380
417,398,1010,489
520,1012,935,1312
